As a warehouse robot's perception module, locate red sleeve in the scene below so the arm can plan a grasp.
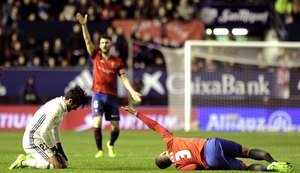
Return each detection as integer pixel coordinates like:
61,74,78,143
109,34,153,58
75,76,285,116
136,112,172,137
178,164,201,171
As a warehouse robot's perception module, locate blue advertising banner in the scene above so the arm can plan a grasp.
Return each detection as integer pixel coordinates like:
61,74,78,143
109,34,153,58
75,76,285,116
0,68,283,100
0,68,89,98
197,107,300,132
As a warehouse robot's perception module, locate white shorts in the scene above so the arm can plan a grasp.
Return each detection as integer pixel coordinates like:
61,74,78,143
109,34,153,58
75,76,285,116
22,131,53,161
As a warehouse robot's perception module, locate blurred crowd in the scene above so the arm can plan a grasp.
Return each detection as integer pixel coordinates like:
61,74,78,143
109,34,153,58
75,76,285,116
0,0,297,69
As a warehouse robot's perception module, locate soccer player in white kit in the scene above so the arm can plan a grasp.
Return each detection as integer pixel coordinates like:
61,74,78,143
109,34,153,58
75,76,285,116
9,85,90,169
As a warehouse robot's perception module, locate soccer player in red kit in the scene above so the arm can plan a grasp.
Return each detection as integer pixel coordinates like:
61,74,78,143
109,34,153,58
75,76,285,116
122,106,292,172
76,13,141,158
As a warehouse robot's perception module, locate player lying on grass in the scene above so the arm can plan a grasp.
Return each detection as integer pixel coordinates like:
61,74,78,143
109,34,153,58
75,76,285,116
122,106,292,172
9,85,90,170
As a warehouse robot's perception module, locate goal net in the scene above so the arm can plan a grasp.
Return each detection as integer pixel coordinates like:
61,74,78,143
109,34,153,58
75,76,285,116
183,41,300,131
131,41,300,132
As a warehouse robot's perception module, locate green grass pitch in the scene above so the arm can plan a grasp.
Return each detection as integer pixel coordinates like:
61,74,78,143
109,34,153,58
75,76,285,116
1,130,299,172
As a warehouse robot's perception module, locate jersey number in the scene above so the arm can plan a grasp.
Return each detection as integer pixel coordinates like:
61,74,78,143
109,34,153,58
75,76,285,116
170,150,192,162
39,143,49,151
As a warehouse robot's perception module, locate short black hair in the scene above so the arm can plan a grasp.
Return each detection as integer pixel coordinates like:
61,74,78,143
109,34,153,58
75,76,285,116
154,155,172,169
64,85,90,108
100,34,112,41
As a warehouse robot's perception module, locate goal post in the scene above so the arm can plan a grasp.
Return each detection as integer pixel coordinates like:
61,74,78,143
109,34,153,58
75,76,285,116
183,40,300,131
184,41,192,131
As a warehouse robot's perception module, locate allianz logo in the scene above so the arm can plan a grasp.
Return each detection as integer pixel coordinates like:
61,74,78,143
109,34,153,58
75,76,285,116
205,110,295,132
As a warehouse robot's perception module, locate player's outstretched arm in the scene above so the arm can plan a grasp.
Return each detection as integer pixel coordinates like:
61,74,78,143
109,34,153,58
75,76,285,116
121,106,171,136
76,13,94,56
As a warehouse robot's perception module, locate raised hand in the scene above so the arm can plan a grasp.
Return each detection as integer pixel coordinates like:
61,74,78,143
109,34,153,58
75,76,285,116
76,13,87,25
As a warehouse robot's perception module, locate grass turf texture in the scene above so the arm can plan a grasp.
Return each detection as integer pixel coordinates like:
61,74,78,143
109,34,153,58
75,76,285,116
1,131,299,173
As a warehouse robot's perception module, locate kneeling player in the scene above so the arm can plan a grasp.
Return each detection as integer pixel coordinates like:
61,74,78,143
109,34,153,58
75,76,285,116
9,85,89,169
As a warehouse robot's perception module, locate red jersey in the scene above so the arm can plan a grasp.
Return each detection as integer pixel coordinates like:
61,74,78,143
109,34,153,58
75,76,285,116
136,112,209,171
91,50,125,95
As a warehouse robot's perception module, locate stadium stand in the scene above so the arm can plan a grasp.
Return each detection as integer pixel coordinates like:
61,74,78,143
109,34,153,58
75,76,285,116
1,0,300,106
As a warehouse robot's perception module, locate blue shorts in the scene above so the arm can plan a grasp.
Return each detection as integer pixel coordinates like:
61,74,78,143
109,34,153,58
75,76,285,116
204,138,245,170
92,92,120,121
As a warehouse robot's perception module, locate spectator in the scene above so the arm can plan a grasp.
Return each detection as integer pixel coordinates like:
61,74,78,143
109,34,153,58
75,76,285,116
67,23,85,65
2,0,15,27
98,0,115,21
52,37,66,66
36,0,50,21
19,0,37,21
58,0,76,21
275,0,293,24
0,0,274,68
9,40,24,66
46,56,56,68
105,26,118,56
76,0,90,16
92,31,101,47
165,0,176,20
39,40,52,66
121,0,135,19
86,6,98,22
115,26,128,67
148,0,162,19
21,75,38,104
152,49,166,69
31,55,42,67
25,36,40,65
16,55,27,67
134,0,149,19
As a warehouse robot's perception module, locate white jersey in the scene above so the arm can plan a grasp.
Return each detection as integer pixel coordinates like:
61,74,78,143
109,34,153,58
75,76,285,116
23,96,68,158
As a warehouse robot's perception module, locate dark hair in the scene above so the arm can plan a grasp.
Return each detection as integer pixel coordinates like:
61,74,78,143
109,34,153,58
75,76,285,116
64,85,90,108
100,34,112,41
154,155,172,169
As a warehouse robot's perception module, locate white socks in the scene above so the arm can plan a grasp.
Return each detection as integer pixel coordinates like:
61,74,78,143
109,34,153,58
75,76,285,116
22,159,54,169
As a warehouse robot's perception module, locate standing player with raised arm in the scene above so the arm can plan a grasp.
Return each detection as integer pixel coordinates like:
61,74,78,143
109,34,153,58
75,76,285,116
76,13,141,158
122,106,292,172
9,85,90,170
